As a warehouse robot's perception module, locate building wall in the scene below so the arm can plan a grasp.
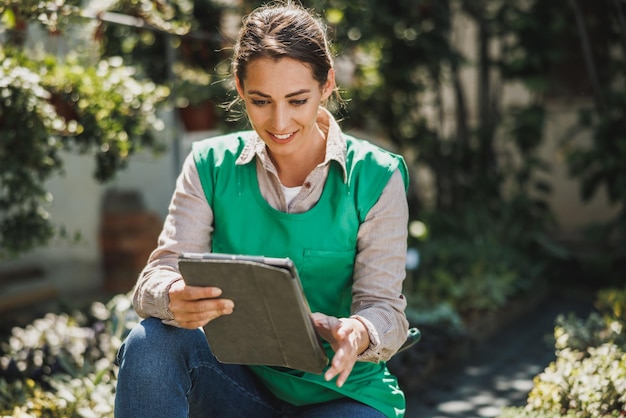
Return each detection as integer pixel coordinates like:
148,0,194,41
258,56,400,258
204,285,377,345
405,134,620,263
442,11,621,236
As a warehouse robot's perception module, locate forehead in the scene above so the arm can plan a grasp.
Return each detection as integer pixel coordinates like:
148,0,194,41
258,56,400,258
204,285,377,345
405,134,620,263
242,57,320,94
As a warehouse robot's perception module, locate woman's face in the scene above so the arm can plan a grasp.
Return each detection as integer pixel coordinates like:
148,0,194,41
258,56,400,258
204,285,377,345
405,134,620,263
236,57,334,161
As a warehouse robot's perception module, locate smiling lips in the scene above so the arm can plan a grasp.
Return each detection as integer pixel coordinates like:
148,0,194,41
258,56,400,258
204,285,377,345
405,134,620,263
270,131,296,143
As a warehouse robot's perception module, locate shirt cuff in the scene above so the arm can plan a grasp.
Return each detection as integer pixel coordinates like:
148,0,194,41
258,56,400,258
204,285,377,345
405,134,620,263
160,278,181,327
351,314,381,362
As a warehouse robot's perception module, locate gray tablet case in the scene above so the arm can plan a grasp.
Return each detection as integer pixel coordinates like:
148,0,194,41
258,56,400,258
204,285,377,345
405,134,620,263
178,252,328,374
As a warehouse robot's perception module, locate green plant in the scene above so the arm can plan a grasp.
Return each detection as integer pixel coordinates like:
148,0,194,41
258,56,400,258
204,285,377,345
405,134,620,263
97,0,194,86
39,54,170,181
406,195,557,315
405,302,465,334
551,286,626,354
171,61,229,108
527,344,626,416
0,48,169,256
0,0,177,257
553,312,626,353
560,0,626,272
1,374,117,417
0,0,81,35
100,0,230,107
0,55,70,254
413,264,520,315
510,287,626,417
388,301,469,392
596,287,626,324
0,293,137,417
499,406,578,418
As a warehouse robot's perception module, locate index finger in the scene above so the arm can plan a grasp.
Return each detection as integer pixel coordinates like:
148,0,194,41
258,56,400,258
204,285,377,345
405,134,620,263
178,284,223,301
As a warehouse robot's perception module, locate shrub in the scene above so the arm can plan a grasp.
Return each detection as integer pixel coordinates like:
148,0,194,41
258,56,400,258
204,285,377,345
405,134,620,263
499,407,578,418
0,49,169,257
501,286,626,417
0,293,138,417
596,287,626,324
0,56,69,254
527,344,626,417
553,312,625,353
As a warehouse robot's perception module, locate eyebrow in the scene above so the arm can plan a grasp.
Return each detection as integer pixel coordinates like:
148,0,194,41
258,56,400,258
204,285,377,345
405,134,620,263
247,89,311,98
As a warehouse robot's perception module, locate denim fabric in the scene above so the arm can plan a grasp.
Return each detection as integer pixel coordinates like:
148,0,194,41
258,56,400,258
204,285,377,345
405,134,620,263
114,318,385,418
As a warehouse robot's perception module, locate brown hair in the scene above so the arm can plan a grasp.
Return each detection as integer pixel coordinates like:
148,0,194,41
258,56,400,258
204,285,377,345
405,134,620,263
231,1,339,98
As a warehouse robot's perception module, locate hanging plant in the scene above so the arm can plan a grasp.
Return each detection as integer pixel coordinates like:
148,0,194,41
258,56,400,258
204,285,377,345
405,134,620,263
0,56,72,255
0,48,169,257
39,54,170,181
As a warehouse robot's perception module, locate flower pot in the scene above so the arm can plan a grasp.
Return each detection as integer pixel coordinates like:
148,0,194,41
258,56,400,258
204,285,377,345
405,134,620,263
178,101,216,132
99,190,162,293
49,93,78,123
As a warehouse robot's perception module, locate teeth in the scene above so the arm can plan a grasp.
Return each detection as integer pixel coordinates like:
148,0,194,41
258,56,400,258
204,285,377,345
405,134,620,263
274,132,293,140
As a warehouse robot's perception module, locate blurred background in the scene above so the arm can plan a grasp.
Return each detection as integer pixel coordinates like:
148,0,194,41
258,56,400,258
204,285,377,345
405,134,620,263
0,0,624,416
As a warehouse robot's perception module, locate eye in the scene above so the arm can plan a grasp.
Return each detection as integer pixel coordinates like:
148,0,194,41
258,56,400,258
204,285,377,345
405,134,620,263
251,99,269,106
290,99,308,106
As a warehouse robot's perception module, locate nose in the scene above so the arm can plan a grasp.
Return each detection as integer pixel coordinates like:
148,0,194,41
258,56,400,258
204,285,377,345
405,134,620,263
270,103,289,131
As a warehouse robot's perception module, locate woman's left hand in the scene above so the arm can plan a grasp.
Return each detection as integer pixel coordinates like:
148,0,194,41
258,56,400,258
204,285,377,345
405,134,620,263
311,312,370,387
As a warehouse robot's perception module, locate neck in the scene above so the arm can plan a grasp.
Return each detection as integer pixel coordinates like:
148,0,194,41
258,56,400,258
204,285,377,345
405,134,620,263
272,126,326,187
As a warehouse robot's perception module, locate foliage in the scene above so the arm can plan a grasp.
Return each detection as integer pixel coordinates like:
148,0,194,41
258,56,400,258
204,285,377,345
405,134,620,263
503,286,626,417
301,0,623,305
527,343,626,417
171,61,230,109
388,301,469,392
0,0,177,257
568,92,626,214
97,0,193,86
0,294,138,417
0,56,67,254
412,264,520,314
38,54,170,181
0,0,174,260
0,0,81,34
498,407,578,418
560,0,626,266
300,0,558,208
552,286,626,354
405,194,558,314
102,0,195,36
99,0,231,109
0,48,168,256
553,312,626,354
596,287,626,324
258,0,568,311
405,302,465,335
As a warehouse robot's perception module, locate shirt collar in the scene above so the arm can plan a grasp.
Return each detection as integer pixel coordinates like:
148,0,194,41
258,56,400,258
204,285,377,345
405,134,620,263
236,107,348,182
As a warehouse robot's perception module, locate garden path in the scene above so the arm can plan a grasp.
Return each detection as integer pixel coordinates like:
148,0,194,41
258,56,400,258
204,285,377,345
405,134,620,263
403,292,594,418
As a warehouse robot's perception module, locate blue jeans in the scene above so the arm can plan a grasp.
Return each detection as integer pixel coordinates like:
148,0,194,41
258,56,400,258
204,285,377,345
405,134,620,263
115,317,385,418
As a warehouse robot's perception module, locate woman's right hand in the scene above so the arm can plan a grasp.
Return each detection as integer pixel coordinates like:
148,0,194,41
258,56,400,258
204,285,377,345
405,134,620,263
168,280,234,329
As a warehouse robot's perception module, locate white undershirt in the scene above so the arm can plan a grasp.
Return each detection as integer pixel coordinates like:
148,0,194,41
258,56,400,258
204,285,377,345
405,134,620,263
280,184,302,206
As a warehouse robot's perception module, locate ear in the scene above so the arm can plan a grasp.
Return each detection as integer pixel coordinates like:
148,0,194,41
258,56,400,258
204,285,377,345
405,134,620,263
235,76,245,98
321,68,336,101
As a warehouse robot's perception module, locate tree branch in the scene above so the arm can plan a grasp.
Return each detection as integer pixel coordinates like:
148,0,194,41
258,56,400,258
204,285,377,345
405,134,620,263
567,0,606,111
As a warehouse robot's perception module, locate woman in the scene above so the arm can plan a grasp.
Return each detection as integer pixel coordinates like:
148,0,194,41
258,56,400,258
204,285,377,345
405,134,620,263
114,2,410,417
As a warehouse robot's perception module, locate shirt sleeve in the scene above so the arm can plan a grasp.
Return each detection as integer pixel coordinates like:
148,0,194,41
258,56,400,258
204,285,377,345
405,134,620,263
132,152,214,325
350,168,409,362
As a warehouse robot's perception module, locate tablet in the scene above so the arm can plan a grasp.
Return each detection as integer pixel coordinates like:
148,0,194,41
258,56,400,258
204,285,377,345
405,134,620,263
178,252,329,374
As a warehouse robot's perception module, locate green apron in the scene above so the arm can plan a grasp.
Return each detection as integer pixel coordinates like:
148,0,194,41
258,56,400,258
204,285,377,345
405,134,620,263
193,132,409,418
